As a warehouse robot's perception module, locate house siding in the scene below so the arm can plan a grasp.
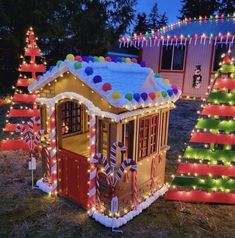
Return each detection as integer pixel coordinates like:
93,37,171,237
142,45,160,72
183,42,213,98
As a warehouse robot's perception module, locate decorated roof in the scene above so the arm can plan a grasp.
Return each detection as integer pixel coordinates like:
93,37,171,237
28,55,180,111
120,14,235,47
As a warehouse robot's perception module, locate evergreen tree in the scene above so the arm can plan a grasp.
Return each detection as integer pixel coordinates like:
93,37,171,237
148,2,159,30
219,0,235,15
179,0,219,19
0,0,137,95
157,13,168,29
134,13,149,34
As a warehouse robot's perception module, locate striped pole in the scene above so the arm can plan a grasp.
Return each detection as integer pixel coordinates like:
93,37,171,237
151,155,157,193
89,114,96,209
49,106,57,196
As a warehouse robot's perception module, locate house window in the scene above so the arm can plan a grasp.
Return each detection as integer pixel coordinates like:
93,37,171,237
213,43,229,71
61,101,82,135
161,45,185,71
122,120,134,159
138,114,158,161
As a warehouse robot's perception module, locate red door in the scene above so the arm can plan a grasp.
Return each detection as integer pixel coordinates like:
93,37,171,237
58,149,89,208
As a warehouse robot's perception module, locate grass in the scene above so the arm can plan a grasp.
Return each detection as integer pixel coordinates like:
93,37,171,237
0,100,235,238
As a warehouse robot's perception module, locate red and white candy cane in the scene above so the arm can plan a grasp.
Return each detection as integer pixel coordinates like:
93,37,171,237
151,155,157,193
110,142,126,168
89,114,97,208
90,153,111,207
49,106,57,196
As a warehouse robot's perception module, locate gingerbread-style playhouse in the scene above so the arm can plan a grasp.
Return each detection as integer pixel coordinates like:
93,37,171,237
28,55,180,227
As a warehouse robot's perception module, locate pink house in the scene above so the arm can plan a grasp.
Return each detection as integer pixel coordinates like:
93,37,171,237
120,15,235,99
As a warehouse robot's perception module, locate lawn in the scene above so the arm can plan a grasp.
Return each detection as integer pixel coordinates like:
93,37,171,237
0,100,235,238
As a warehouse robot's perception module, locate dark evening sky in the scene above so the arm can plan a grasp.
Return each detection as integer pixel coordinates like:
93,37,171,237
137,0,181,24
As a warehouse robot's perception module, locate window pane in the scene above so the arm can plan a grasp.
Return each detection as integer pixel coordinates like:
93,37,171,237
161,45,173,70
213,44,229,71
172,45,185,70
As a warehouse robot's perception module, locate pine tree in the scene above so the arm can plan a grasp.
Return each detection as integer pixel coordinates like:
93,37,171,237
157,13,168,29
0,28,46,151
134,12,149,34
166,53,235,204
179,0,219,19
219,0,235,15
148,2,159,30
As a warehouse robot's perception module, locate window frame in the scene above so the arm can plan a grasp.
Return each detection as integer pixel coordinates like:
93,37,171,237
160,44,186,72
61,101,82,135
138,114,159,161
211,43,230,72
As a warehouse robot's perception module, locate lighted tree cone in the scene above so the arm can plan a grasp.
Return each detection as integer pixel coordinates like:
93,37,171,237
165,52,235,204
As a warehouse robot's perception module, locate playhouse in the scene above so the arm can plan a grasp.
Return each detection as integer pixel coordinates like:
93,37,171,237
28,55,180,227
120,14,235,99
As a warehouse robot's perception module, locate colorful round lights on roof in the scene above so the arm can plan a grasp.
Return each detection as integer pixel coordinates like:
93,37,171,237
56,60,63,67
125,93,133,101
102,83,112,92
141,92,148,101
112,91,121,100
66,54,75,61
85,66,94,75
74,62,82,69
93,75,102,83
133,93,141,102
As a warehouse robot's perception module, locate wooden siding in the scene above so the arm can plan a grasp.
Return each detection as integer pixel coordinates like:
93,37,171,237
159,72,184,90
183,42,213,98
142,45,160,72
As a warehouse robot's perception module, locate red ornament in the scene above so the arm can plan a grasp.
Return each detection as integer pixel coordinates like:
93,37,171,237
105,56,112,62
102,83,112,91
149,92,156,100
131,58,137,63
75,55,83,62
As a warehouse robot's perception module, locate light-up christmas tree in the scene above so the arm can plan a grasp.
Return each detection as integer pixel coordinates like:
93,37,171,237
0,27,46,150
166,53,235,204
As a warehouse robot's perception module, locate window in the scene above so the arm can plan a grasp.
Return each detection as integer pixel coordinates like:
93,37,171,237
98,120,110,159
61,101,82,135
161,45,185,71
122,120,134,159
213,43,229,71
138,115,158,160
160,111,169,148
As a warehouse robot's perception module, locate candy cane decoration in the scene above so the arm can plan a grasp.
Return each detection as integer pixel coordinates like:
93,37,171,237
91,142,138,212
49,106,57,196
151,155,157,193
89,114,97,208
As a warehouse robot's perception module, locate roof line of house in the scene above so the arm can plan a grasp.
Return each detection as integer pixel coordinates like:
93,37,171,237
120,13,235,47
